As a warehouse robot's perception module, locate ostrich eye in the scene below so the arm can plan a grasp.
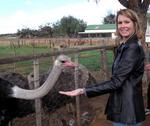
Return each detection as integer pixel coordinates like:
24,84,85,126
61,60,66,63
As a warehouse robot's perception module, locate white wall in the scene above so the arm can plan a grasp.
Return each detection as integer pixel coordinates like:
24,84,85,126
146,22,150,43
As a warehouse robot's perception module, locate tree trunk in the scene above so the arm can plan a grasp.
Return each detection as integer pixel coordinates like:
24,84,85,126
137,11,147,43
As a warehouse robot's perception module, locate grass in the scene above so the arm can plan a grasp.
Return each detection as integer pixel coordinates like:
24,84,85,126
0,46,52,74
79,50,114,71
0,46,114,74
0,46,51,57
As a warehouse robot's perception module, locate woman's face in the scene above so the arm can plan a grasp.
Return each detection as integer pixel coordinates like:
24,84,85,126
117,15,135,39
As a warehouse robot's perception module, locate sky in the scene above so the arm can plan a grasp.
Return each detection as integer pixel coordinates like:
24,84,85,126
0,0,124,34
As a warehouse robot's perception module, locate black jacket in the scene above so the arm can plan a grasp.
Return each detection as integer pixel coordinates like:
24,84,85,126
85,35,145,124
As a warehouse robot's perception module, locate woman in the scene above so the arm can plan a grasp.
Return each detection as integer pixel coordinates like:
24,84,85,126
59,9,145,126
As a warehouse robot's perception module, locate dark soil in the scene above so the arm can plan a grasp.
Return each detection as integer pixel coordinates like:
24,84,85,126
6,71,150,126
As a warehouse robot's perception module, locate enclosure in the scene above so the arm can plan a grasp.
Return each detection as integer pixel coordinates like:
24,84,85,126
0,37,149,126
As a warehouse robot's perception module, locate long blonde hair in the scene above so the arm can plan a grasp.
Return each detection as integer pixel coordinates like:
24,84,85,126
115,9,143,41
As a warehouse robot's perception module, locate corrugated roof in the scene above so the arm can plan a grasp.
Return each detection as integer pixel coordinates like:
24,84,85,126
86,24,116,30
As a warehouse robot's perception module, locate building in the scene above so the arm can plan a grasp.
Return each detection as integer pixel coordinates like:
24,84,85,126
78,23,150,42
78,24,116,38
146,22,150,43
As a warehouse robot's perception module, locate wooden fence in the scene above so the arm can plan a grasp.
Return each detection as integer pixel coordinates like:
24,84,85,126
0,37,116,48
0,44,115,126
1,36,150,126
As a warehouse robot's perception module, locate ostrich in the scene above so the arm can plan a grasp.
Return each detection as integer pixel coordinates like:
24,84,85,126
25,62,92,111
12,55,77,99
0,55,77,126
12,63,96,126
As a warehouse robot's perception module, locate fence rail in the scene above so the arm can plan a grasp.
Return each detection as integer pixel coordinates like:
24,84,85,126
0,37,116,47
0,45,114,65
0,37,149,126
0,43,116,126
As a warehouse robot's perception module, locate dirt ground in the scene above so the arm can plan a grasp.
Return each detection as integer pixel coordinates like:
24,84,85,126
10,71,150,126
12,94,150,126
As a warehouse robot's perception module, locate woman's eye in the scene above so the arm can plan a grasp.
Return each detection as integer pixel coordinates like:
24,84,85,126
124,21,130,24
118,21,122,24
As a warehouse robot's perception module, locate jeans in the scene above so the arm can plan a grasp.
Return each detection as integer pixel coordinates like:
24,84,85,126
112,122,142,126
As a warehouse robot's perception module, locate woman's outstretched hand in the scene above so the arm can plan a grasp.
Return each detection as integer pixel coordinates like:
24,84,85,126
59,88,85,97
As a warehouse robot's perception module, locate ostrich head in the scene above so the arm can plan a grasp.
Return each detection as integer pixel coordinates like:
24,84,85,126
11,54,77,99
54,55,75,68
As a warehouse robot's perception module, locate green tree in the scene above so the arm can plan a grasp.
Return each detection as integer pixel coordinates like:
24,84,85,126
52,21,63,37
103,13,115,24
39,23,53,37
54,16,87,37
17,28,38,38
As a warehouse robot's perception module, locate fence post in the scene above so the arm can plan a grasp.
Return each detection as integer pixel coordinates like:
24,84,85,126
74,53,81,126
11,41,16,72
33,59,42,126
100,49,110,80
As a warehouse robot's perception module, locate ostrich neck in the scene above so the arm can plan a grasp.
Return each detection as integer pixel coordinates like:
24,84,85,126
11,66,62,99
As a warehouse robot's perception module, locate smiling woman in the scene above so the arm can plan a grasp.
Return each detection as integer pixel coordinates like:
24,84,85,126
117,15,135,39
59,9,145,126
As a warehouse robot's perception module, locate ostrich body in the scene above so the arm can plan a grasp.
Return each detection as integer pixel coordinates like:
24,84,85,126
0,55,97,126
0,55,76,126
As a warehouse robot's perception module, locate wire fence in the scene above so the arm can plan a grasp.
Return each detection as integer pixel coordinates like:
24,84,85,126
0,37,149,126
0,38,118,126
0,43,115,126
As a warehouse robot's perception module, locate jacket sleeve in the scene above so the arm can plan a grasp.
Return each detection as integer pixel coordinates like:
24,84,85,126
85,45,141,98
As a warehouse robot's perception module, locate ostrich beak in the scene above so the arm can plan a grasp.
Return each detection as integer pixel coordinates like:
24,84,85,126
63,61,77,67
